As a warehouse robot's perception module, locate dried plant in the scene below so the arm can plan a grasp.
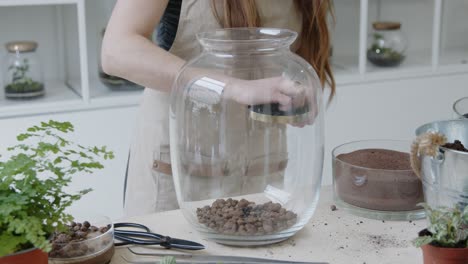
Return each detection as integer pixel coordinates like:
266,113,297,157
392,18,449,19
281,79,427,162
410,132,447,178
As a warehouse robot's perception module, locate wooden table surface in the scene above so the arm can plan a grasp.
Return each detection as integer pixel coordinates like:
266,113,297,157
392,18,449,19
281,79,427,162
110,186,425,264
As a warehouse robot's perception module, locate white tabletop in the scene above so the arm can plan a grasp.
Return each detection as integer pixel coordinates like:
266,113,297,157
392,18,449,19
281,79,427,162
111,186,425,264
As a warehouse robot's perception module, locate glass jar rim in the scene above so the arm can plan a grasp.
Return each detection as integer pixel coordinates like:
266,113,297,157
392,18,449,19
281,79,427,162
196,27,298,52
332,139,415,172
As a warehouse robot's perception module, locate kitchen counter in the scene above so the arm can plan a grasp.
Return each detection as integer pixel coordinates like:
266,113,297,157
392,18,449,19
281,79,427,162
110,186,425,264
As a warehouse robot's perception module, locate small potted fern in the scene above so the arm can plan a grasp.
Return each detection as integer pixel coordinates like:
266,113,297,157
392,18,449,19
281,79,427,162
413,204,468,263
0,120,113,264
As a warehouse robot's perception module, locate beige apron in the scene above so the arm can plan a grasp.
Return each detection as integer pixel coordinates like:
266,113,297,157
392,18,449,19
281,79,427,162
124,0,302,217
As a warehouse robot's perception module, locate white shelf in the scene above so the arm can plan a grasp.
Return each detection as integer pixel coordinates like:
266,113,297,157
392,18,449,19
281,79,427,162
440,48,468,66
0,80,82,118
68,79,143,107
0,0,78,7
334,49,468,85
0,79,142,119
366,51,432,74
331,0,468,86
90,79,143,100
0,0,467,118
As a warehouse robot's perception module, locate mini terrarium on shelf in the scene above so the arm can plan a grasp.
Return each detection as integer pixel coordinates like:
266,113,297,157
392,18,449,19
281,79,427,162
2,41,45,99
367,22,407,67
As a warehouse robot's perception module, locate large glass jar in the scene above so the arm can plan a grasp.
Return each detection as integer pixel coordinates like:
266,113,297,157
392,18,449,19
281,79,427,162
2,41,45,99
367,22,407,67
170,28,324,245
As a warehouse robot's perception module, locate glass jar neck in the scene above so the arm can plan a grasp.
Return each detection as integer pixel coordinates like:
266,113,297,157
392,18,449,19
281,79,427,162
197,28,297,55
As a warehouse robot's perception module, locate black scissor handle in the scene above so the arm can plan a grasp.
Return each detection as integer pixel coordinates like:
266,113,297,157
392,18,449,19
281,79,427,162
114,222,151,232
112,222,205,250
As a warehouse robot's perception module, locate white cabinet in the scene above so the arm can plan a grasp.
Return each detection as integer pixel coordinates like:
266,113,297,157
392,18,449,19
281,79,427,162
440,0,468,67
332,0,468,85
0,0,142,119
1,0,467,119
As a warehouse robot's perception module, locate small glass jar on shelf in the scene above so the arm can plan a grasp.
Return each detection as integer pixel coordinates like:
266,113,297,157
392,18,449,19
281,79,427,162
2,41,45,99
367,22,407,67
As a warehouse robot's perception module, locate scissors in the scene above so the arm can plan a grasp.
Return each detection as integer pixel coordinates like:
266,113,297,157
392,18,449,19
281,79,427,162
113,222,205,250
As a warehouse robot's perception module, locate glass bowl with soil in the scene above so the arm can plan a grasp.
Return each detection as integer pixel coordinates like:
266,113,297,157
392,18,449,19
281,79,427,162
2,41,45,99
48,216,114,264
170,28,324,246
333,140,425,221
367,22,407,67
453,96,468,119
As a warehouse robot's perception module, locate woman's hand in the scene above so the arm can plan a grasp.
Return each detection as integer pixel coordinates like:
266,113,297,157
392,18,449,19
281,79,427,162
223,76,317,126
224,76,306,112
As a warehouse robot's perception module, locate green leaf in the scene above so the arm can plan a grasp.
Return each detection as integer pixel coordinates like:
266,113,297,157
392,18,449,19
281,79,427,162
16,133,32,141
417,203,468,248
413,236,434,247
160,256,177,264
0,233,28,256
0,120,114,257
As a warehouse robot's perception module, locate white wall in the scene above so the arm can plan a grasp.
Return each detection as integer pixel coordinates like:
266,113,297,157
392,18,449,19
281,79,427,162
0,106,138,220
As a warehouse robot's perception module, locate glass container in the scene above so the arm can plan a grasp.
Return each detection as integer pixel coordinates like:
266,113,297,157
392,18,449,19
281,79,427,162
98,29,143,91
367,22,407,67
453,97,468,119
333,140,425,221
415,120,468,211
170,28,324,245
2,41,45,99
48,216,114,264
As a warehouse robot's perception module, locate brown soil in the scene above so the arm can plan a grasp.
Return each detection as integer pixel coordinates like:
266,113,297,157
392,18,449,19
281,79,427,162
48,221,114,263
334,149,423,211
443,140,468,153
197,198,297,236
48,246,114,264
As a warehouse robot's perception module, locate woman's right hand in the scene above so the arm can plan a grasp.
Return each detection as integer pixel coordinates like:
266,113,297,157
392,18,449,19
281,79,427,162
223,76,307,112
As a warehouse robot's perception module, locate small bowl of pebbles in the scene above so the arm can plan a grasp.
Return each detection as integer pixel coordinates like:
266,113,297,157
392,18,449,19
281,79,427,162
48,216,114,264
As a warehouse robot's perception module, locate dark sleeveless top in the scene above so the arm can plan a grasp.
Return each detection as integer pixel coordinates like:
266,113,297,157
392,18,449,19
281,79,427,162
156,0,182,51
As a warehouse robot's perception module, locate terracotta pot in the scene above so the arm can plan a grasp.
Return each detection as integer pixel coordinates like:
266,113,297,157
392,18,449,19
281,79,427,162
0,248,48,264
422,244,468,264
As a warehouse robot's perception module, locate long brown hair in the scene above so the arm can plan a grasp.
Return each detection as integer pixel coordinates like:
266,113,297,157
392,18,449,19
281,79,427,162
211,0,335,98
